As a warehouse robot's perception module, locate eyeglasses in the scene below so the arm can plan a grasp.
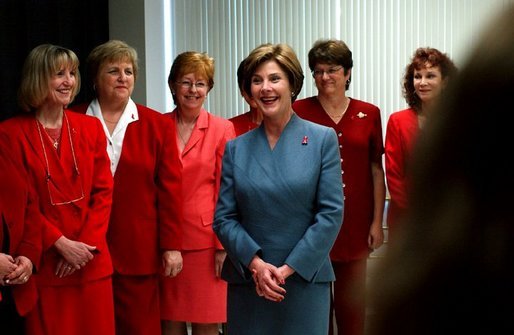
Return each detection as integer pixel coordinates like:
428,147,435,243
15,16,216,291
312,66,343,78
36,112,85,206
177,80,208,89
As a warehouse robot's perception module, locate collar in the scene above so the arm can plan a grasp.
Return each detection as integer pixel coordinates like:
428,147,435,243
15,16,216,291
86,98,139,135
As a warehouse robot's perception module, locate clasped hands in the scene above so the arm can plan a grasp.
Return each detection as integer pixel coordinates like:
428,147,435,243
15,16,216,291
249,256,294,303
0,253,33,285
54,236,97,278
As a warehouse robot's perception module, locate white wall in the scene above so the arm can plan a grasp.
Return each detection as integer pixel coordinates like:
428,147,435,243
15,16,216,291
111,0,513,121
165,0,513,127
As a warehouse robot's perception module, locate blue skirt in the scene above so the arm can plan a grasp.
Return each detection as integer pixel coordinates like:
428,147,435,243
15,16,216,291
227,277,330,335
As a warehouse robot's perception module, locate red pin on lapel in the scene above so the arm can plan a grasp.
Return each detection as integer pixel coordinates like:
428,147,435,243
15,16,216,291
302,136,308,145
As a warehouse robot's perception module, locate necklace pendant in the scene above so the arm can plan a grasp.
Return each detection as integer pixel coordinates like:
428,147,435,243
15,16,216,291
53,141,59,149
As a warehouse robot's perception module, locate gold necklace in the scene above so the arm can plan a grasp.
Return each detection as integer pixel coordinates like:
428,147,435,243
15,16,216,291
177,128,188,146
37,115,62,149
326,98,351,119
177,122,195,146
176,114,198,146
36,112,84,206
43,127,60,149
102,111,122,124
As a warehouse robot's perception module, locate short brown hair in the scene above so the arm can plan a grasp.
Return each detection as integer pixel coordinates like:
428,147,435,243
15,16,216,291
308,39,353,90
241,43,304,103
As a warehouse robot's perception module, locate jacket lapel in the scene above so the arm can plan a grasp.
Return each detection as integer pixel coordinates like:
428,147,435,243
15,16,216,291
181,109,208,156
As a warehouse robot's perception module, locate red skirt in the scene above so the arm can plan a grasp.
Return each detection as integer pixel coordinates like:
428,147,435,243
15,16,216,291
160,248,227,323
26,276,114,335
113,273,161,335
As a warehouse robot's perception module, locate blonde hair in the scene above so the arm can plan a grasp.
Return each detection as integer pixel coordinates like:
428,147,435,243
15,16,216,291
18,44,81,112
87,40,139,94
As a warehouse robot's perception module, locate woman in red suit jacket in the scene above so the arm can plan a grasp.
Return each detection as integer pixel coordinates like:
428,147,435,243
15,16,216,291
385,47,457,241
0,135,41,335
160,51,235,335
0,44,115,335
70,40,183,335
229,58,262,136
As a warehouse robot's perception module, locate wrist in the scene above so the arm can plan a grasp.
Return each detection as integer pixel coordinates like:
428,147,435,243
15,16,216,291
249,255,263,272
54,235,65,247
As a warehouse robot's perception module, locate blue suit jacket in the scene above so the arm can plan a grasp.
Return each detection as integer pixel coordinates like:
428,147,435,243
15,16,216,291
214,114,344,284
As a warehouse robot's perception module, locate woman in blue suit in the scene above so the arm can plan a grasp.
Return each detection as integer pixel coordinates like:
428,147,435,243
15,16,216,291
214,43,344,335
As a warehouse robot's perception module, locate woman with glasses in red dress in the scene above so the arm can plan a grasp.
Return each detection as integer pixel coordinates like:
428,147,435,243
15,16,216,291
293,39,386,335
0,44,115,335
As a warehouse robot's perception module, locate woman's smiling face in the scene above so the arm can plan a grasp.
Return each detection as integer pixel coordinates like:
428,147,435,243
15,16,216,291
250,60,292,119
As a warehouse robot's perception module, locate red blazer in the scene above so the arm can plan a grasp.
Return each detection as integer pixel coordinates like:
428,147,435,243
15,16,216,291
229,111,259,136
384,108,420,234
0,136,41,316
0,111,114,286
167,109,235,251
71,103,183,275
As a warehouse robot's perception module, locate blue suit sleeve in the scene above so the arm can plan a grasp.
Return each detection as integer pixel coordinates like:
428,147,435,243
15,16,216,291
284,127,344,282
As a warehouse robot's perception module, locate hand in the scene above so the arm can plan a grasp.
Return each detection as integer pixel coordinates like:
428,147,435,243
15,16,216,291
368,221,384,250
162,250,182,277
214,250,226,278
54,236,96,270
0,253,17,283
249,256,286,302
253,264,294,300
276,264,295,280
4,255,33,285
55,258,77,278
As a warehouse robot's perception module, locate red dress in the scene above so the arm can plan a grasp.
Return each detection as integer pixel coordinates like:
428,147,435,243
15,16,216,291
294,96,384,335
0,112,115,335
293,97,384,261
384,108,420,238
